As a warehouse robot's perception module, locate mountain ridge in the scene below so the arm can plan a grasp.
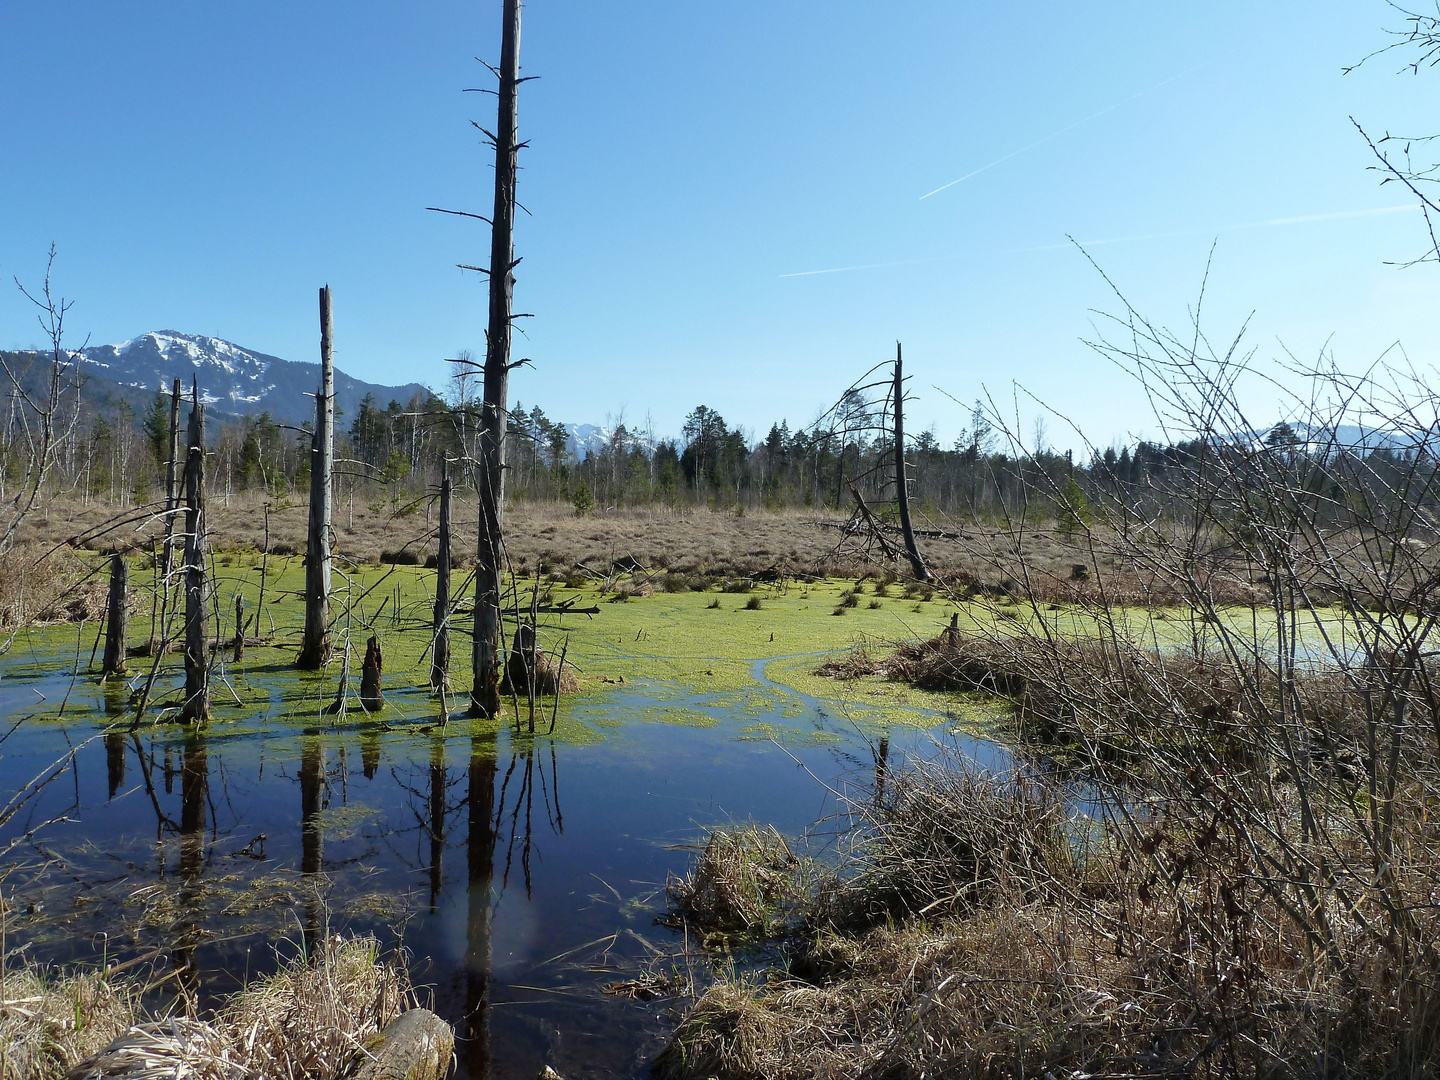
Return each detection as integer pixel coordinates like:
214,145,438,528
78,330,431,427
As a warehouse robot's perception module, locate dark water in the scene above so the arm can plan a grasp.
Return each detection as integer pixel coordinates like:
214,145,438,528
0,651,1003,1079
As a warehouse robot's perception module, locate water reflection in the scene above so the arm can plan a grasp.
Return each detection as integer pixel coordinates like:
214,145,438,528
105,730,126,800
465,731,497,1079
175,729,208,997
300,731,326,958
0,662,997,1077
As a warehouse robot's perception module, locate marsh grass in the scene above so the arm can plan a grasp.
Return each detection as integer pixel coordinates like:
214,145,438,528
2,934,410,1080
664,824,833,946
660,750,1440,1079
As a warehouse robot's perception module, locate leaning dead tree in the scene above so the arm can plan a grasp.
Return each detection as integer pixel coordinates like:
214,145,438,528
811,347,930,578
892,343,930,581
298,286,335,669
179,383,209,725
469,0,524,717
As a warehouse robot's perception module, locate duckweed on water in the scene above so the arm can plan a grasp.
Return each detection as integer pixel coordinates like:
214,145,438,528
5,560,984,740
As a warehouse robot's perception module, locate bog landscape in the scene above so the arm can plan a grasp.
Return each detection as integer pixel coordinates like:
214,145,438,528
4,4,1440,1080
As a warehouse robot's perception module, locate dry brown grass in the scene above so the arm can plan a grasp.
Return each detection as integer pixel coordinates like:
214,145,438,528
0,966,141,1080
3,934,411,1080
0,542,121,629
821,627,1393,775
19,494,1252,600
665,824,827,944
658,758,1440,1080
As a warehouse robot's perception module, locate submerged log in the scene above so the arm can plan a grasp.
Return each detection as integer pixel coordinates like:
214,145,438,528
361,635,385,712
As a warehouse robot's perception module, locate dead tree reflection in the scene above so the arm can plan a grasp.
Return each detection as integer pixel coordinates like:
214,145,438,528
360,728,381,780
464,731,497,1080
428,734,446,911
174,728,207,998
299,731,326,960
495,742,565,902
105,731,126,800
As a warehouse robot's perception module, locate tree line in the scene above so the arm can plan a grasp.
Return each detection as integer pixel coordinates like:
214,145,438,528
4,352,1431,530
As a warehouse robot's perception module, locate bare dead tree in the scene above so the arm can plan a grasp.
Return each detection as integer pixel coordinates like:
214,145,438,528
431,459,452,694
298,286,335,669
893,342,930,581
179,383,209,725
469,0,525,718
158,376,182,628
0,245,86,555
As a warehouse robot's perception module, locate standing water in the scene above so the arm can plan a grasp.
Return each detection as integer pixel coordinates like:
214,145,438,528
0,645,1003,1078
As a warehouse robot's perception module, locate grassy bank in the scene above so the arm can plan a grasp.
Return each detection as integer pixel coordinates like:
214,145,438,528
660,748,1440,1079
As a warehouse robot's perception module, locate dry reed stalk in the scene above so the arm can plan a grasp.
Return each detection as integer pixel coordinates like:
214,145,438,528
4,934,410,1080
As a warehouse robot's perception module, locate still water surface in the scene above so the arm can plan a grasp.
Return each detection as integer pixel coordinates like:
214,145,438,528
0,652,1001,1078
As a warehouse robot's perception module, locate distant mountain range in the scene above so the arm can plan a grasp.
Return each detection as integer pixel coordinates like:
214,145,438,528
0,330,644,456
73,331,430,427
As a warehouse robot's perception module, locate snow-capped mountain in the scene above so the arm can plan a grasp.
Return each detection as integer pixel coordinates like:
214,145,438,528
80,331,430,426
563,423,661,459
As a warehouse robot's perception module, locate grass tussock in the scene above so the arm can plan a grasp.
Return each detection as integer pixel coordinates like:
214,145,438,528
823,627,1392,773
0,966,141,1080
4,934,411,1080
665,824,829,945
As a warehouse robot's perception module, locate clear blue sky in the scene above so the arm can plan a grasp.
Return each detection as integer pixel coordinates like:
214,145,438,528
1,2,1435,450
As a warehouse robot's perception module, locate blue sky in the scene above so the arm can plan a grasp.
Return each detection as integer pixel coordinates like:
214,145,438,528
1,2,1435,450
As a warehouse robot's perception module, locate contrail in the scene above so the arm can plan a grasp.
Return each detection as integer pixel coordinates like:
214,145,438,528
918,55,1226,201
779,204,1419,278
1010,203,1420,253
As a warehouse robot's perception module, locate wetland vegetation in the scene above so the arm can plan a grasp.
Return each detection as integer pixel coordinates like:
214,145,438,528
6,6,1440,1078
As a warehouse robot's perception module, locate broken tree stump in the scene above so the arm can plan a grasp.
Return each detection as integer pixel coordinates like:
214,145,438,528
361,635,384,712
179,385,209,725
233,593,245,662
101,553,128,678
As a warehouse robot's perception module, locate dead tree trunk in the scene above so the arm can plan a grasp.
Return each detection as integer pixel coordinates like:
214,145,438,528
893,343,930,581
233,592,245,663
431,460,451,692
179,386,209,725
101,553,127,678
471,0,523,718
159,377,182,622
298,287,335,669
361,635,385,712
